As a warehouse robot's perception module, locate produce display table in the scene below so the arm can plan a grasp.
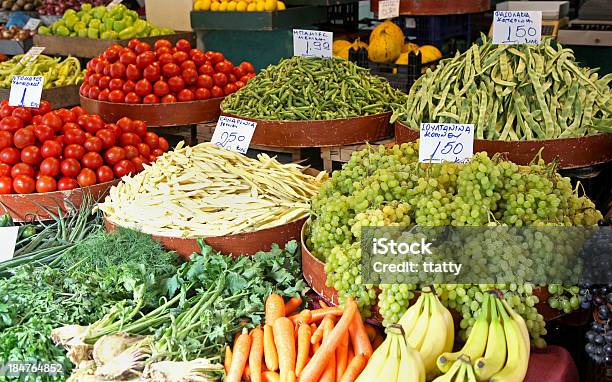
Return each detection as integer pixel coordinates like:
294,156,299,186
190,8,328,31
370,0,490,15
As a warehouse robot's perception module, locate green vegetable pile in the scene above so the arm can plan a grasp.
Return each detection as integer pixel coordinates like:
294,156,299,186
38,4,174,40
222,56,406,120
392,36,612,140
0,228,181,381
0,54,84,88
54,240,306,381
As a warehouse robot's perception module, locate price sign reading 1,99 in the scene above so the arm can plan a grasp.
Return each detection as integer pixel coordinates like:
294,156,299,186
418,123,474,164
293,29,333,58
492,11,542,45
212,116,257,154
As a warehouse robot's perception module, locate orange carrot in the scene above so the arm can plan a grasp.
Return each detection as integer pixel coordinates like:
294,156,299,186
348,314,373,359
284,296,303,316
335,331,349,381
339,354,367,382
265,294,286,325
319,317,336,382
298,298,358,382
250,327,264,382
295,324,311,377
309,307,343,322
372,334,384,350
272,317,296,382
263,324,279,371
347,346,354,364
310,321,324,345
224,345,233,375
227,328,252,382
289,310,312,325
318,300,328,308
286,370,296,382
244,363,251,381
364,324,377,342
262,371,280,382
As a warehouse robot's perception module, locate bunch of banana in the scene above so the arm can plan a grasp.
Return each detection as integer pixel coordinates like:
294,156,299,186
356,324,425,382
436,293,530,382
399,288,455,379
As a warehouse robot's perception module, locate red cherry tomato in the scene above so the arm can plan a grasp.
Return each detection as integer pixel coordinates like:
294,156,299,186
64,144,86,160
104,146,126,165
120,132,141,147
60,158,81,178
12,107,32,123
158,137,169,152
57,177,78,191
143,94,160,104
181,60,196,71
95,129,116,149
175,39,191,52
123,145,139,160
215,61,232,74
36,175,57,193
113,159,136,178
41,113,61,132
134,42,151,55
0,176,12,194
81,152,104,170
240,61,255,74
106,123,122,140
136,51,156,69
98,88,110,101
196,74,214,89
0,131,10,149
41,140,63,158
84,136,103,153
103,46,120,63
13,128,35,149
96,165,114,183
116,117,134,133
127,39,139,50
143,132,159,149
162,63,181,78
223,83,238,96
137,142,151,157
198,63,214,76
153,80,170,97
11,162,35,178
192,51,206,67
108,90,125,103
13,174,35,194
195,87,211,100
232,66,245,79
228,73,237,83
0,163,10,177
132,120,147,137
155,46,171,58
122,80,136,94
182,68,198,85
211,85,224,98
134,79,153,97
99,75,111,89
32,125,53,143
21,146,42,166
0,104,14,118
168,76,185,93
77,168,97,187
177,89,195,102
161,94,177,103
143,64,161,83
0,116,24,134
152,148,164,157
209,51,225,64
35,100,52,116
158,53,174,67
109,78,124,91
213,72,228,87
124,92,142,103
64,128,86,145
39,157,60,177
235,80,245,89
109,62,127,78
125,64,142,81
119,51,136,66
172,51,189,64
154,39,172,50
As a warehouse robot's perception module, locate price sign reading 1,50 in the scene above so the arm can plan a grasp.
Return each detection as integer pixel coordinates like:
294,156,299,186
492,11,542,45
418,123,474,164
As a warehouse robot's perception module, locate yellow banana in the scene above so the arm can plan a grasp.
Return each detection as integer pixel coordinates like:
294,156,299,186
500,297,531,350
397,328,426,382
466,360,478,382
407,293,431,351
356,329,391,381
431,356,464,382
489,299,530,382
420,294,450,377
437,294,491,373
454,361,468,382
378,334,399,381
474,295,507,381
433,292,455,352
399,292,426,334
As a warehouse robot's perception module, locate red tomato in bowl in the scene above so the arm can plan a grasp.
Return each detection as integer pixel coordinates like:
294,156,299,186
57,177,78,191
13,174,35,194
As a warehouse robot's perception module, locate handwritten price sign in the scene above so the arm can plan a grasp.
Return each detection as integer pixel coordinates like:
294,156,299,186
418,123,474,164
293,29,333,58
212,116,257,154
378,0,400,20
492,11,542,45
9,76,44,108
0,227,18,263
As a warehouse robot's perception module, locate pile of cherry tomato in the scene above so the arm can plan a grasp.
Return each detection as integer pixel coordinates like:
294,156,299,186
0,100,169,194
80,38,256,104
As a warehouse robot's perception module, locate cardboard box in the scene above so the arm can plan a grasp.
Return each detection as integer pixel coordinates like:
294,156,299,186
145,0,193,31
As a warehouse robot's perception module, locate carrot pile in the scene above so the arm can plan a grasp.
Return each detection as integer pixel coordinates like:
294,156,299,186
225,294,381,382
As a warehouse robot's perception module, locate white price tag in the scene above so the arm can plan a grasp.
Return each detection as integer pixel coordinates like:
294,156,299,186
492,11,542,45
293,29,333,58
405,17,416,28
107,0,123,9
18,46,45,66
212,116,257,154
22,18,41,31
378,0,400,20
418,123,474,164
0,226,18,263
9,76,44,108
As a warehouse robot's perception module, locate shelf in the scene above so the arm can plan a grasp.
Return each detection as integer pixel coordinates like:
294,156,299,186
190,7,328,31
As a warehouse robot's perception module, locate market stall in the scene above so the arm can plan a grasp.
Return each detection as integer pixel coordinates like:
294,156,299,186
0,1,610,381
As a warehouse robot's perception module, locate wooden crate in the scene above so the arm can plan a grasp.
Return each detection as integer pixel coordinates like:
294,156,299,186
33,32,195,59
320,138,394,172
0,84,80,109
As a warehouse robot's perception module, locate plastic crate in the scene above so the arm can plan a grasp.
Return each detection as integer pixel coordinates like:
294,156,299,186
322,2,359,31
402,14,472,48
348,47,442,92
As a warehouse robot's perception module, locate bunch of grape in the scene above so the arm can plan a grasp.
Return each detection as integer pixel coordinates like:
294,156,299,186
581,284,611,365
307,142,603,340
585,319,611,365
